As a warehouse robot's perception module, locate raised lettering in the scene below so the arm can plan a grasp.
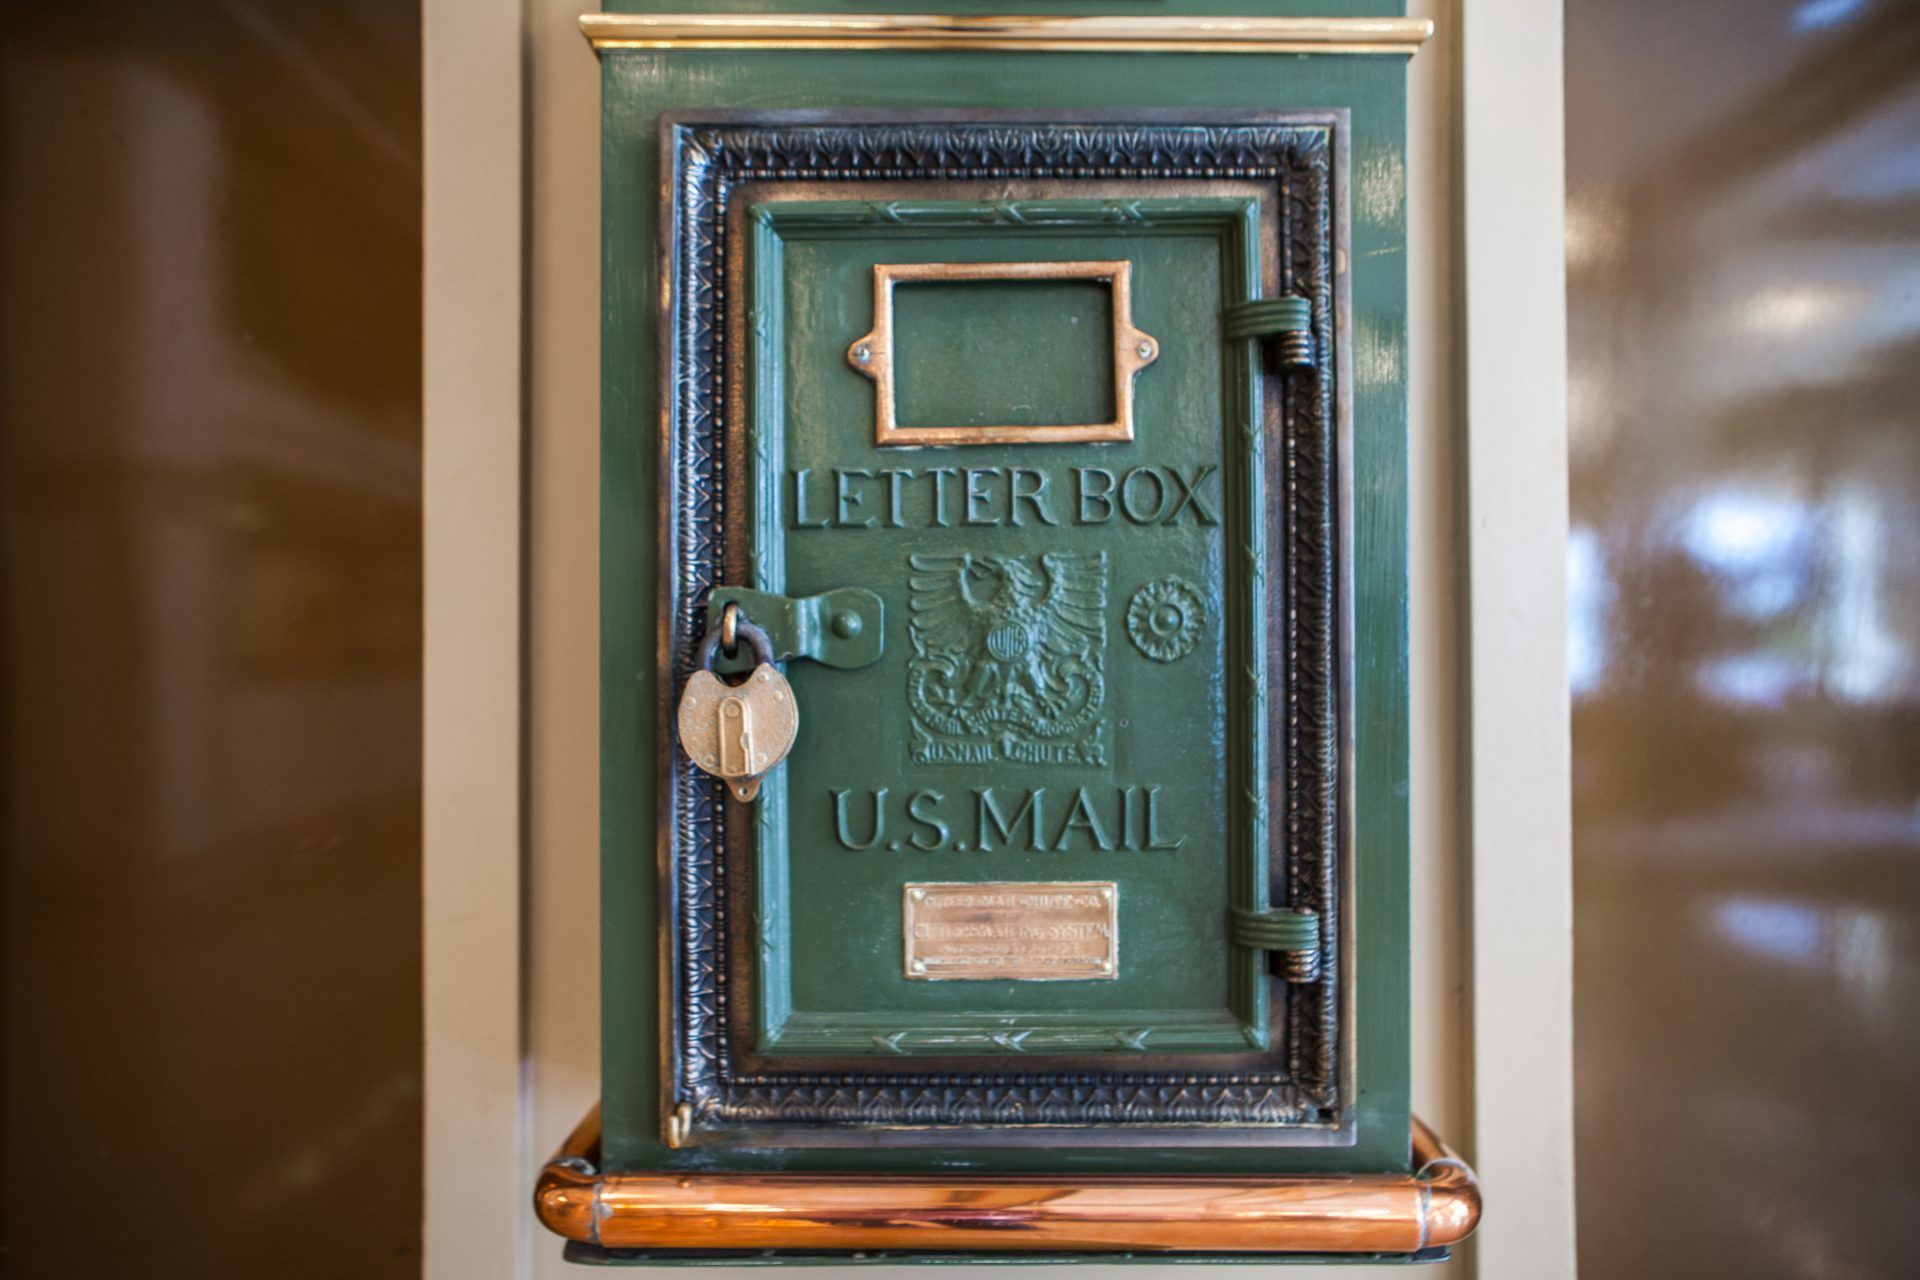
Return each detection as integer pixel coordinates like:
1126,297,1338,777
976,787,1045,852
832,788,888,849
1163,464,1221,526
963,467,1000,527
1009,468,1059,527
1075,467,1116,524
907,789,950,851
926,466,958,528
1054,787,1115,851
1120,467,1167,524
835,468,877,528
1144,786,1186,851
791,468,831,529
791,465,1221,531
878,467,913,529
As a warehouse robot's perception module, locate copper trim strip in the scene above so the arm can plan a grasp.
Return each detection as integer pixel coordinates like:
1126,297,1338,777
851,260,1155,448
535,1106,1480,1254
579,13,1434,55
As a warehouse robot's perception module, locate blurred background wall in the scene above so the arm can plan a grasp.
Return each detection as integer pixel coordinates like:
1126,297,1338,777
1,3,422,1276
7,0,1920,1275
1566,2,1920,1277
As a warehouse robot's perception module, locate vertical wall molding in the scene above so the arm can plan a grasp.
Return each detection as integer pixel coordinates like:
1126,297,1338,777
525,0,606,1274
423,0,528,1276
1404,8,1469,1260
1462,1,1577,1277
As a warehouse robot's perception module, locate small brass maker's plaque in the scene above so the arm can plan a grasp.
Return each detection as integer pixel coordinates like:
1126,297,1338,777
903,882,1118,981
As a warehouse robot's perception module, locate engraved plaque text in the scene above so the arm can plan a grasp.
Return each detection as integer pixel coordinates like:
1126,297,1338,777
904,881,1118,981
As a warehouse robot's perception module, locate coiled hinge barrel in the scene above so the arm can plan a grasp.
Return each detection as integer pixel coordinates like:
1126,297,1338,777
1222,294,1317,371
1228,905,1324,984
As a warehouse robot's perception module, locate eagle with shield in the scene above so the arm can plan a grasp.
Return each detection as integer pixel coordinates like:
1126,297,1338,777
905,550,1109,765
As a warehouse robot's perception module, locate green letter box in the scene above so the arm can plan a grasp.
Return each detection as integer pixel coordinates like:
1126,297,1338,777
537,2,1478,1263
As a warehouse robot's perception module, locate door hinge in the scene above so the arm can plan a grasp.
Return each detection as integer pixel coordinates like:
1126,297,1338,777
1228,905,1324,984
705,586,884,673
1222,294,1317,371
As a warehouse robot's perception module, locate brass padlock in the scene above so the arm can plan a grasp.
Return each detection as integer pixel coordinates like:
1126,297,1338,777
676,610,798,803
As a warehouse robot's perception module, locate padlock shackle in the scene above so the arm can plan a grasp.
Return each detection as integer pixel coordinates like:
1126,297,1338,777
696,615,776,673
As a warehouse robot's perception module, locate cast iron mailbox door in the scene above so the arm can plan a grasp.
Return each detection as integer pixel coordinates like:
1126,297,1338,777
543,8,1476,1264
667,121,1343,1149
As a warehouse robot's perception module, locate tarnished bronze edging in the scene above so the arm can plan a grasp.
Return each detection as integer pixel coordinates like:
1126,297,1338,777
535,1106,1479,1254
580,13,1434,55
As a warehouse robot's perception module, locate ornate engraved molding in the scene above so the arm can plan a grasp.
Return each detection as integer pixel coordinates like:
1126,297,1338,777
661,118,1343,1141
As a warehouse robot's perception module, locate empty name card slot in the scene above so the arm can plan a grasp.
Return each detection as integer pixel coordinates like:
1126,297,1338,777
848,260,1158,447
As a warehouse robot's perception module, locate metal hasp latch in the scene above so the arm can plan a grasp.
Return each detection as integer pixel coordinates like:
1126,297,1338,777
1223,294,1318,371
1229,905,1325,984
679,589,882,802
703,586,884,674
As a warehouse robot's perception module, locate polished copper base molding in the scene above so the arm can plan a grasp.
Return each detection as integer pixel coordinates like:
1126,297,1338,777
534,1107,1480,1255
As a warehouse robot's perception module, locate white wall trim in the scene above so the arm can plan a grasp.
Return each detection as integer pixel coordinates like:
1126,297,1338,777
526,0,605,1272
422,0,529,1275
1461,0,1577,1276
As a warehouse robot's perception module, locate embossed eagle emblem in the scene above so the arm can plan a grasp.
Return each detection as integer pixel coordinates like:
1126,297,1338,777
906,551,1108,766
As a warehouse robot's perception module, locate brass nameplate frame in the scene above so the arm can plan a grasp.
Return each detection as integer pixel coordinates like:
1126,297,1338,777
849,260,1157,447
904,881,1118,980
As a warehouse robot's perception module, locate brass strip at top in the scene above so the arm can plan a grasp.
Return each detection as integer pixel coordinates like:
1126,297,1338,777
580,13,1433,55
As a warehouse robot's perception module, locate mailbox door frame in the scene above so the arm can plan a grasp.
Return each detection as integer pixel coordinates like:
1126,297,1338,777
610,94,1401,1177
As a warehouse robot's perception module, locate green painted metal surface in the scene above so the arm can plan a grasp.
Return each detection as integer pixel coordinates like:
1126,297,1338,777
743,197,1268,1059
598,47,1412,1185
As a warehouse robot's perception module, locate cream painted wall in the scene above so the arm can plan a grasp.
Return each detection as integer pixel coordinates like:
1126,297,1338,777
423,2,529,1275
420,1,1564,1276
523,7,603,1271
